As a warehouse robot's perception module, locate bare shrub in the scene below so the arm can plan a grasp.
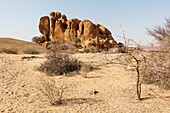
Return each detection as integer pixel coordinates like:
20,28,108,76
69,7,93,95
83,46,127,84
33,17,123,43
32,36,40,43
83,46,99,53
141,41,170,89
83,48,90,53
37,77,67,105
38,49,94,76
118,49,145,100
115,21,170,100
69,38,82,49
38,52,82,75
32,35,47,44
50,42,78,54
1,48,18,54
79,63,95,78
147,18,170,41
80,63,94,75
23,48,40,54
117,21,170,100
117,25,146,100
142,18,170,89
38,39,94,76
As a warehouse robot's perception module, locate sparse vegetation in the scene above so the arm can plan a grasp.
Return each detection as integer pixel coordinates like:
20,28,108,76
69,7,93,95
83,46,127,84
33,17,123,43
142,46,170,89
141,19,170,89
80,63,94,73
50,42,78,54
116,19,170,100
38,52,82,75
83,46,99,53
23,48,40,54
1,48,18,54
38,41,94,75
32,36,46,44
37,77,67,105
32,36,40,43
117,46,144,100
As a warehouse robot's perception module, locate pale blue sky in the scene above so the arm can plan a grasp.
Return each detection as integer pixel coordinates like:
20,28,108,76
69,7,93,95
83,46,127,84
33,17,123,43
0,0,170,45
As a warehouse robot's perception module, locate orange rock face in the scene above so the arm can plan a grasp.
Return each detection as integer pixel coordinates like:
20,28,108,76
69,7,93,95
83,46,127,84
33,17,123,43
38,12,117,50
39,16,50,36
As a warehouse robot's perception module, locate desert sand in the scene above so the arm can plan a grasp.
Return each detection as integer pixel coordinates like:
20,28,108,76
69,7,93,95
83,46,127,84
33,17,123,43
0,52,170,113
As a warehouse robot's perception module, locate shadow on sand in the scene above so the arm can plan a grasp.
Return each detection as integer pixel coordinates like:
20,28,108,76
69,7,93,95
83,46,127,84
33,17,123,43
141,95,170,101
51,98,102,106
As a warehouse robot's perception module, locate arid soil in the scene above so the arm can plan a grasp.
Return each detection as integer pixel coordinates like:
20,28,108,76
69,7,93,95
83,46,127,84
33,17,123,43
0,52,170,113
0,38,46,54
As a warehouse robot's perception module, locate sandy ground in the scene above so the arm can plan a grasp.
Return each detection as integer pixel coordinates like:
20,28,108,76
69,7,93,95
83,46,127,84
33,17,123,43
0,53,170,113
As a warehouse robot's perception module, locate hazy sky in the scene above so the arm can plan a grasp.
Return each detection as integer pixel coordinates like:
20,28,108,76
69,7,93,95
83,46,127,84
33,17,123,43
0,0,170,45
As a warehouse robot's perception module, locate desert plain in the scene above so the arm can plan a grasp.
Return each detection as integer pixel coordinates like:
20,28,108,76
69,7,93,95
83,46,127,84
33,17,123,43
0,38,170,113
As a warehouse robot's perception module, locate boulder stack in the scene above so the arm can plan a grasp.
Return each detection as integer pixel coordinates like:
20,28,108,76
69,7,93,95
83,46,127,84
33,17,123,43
38,12,117,50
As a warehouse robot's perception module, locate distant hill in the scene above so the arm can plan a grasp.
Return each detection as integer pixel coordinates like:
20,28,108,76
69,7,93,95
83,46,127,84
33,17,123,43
0,37,47,54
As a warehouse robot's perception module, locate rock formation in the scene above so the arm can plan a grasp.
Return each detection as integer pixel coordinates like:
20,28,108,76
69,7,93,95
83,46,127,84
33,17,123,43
38,12,117,50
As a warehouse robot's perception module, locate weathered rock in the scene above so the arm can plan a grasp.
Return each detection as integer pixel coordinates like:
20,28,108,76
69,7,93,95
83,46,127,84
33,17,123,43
96,24,111,36
53,20,65,42
77,21,84,38
84,38,95,48
39,16,50,36
62,14,67,21
42,41,52,49
38,12,117,50
103,39,113,50
94,37,102,49
49,16,55,41
64,18,81,42
83,20,100,37
55,12,61,20
50,12,56,18
109,39,117,47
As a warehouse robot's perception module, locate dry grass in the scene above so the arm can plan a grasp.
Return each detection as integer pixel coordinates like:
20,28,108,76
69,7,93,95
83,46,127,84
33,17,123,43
80,63,94,72
50,42,78,54
83,46,99,53
1,48,18,54
23,48,40,54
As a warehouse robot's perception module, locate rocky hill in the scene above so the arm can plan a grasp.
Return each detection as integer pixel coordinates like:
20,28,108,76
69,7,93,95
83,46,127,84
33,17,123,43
37,12,117,50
